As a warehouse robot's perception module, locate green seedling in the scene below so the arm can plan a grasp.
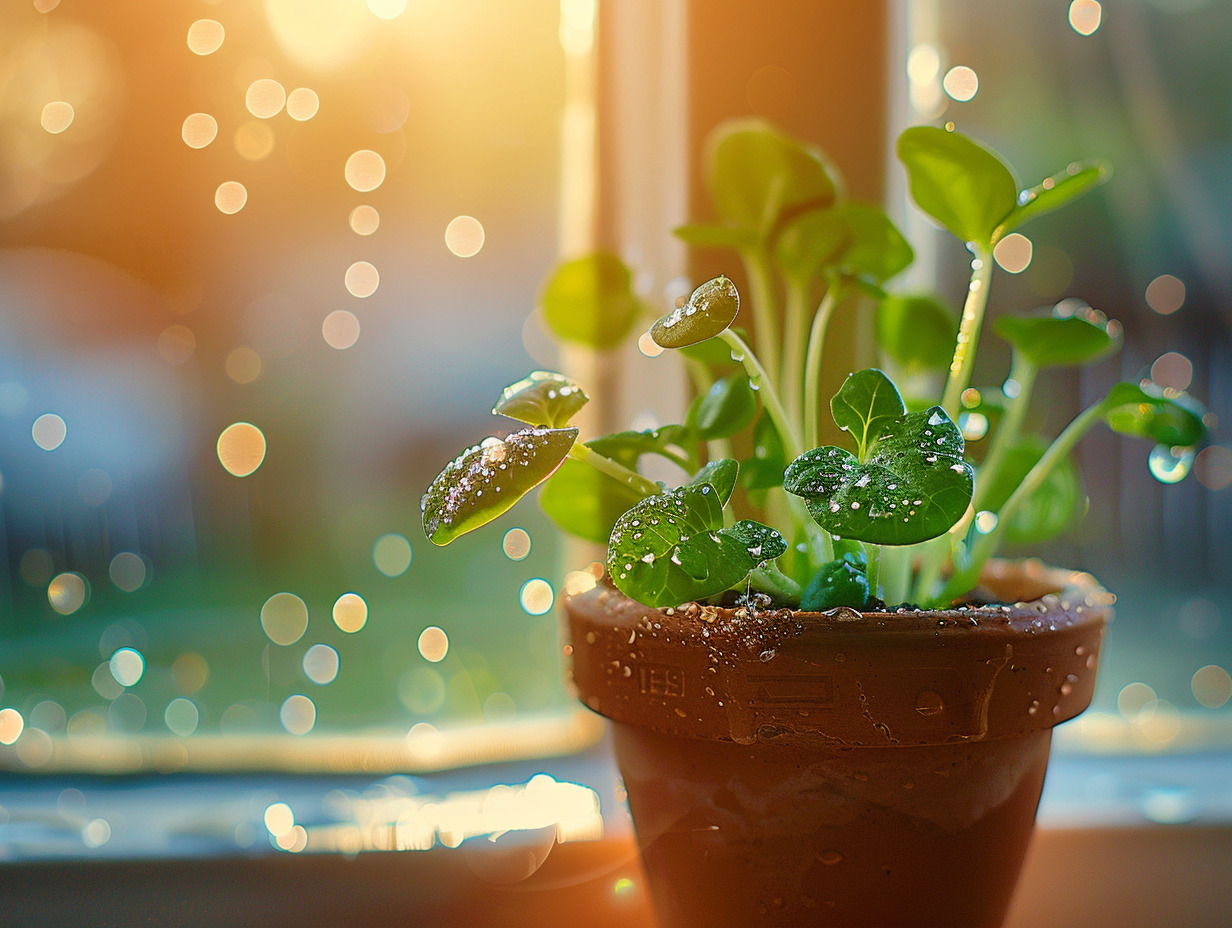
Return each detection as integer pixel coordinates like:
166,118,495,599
423,120,1208,611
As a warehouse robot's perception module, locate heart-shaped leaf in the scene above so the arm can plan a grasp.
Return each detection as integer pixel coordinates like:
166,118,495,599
897,126,1018,249
688,459,739,505
837,203,914,283
741,411,787,490
994,303,1120,368
978,436,1082,545
651,276,741,349
785,406,974,545
830,369,907,460
774,208,851,285
673,223,761,251
876,293,959,374
687,371,757,440
997,160,1111,239
493,371,589,428
539,253,644,350
423,427,578,545
1102,382,1207,447
607,485,786,607
801,554,869,611
539,458,644,544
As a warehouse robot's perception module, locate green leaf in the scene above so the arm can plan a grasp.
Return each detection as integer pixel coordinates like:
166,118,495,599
588,426,692,469
1102,382,1207,447
774,208,851,284
492,371,589,428
539,459,643,545
539,253,644,350
741,411,787,490
785,406,974,545
801,556,869,611
896,126,1017,248
607,485,786,607
673,223,760,250
651,276,741,349
706,118,840,236
688,459,739,505
677,326,747,369
978,436,1082,545
876,293,959,374
829,369,907,460
422,427,578,545
997,160,1112,239
836,203,914,283
994,303,1120,368
687,371,757,440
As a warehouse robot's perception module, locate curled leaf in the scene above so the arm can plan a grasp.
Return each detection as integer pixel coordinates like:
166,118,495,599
997,160,1111,240
651,276,741,349
493,371,589,428
1102,382,1207,447
422,427,578,545
994,302,1120,368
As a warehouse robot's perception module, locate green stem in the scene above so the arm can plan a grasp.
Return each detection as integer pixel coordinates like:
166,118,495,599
741,246,781,391
782,277,811,425
567,443,661,497
971,355,1038,513
803,276,843,451
879,544,911,607
941,248,994,420
934,396,1110,605
719,330,800,459
748,562,802,607
862,542,882,602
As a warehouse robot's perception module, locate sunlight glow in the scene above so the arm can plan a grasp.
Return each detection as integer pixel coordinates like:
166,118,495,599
943,66,979,102
182,113,219,149
215,181,249,214
40,102,75,135
445,216,485,257
217,422,266,476
187,20,226,56
1069,1,1103,35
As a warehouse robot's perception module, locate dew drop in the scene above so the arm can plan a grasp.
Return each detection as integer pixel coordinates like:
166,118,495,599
1148,444,1194,484
914,689,944,716
818,850,844,866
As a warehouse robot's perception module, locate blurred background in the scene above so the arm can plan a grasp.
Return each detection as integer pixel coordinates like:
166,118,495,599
0,0,1228,772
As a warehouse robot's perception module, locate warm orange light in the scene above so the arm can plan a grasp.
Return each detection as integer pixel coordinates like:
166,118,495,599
217,422,266,476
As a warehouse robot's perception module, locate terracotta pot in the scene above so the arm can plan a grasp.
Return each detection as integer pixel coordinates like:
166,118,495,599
565,559,1111,928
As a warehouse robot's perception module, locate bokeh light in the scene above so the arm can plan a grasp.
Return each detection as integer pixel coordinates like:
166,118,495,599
332,593,369,633
109,553,147,592
344,150,386,192
368,0,408,19
417,627,449,663
109,648,145,687
260,592,309,646
48,572,88,615
172,653,210,694
1150,351,1194,391
1069,0,1103,35
165,698,200,736
1192,665,1232,709
235,121,276,161
265,802,295,837
349,205,380,235
398,667,446,714
0,708,25,746
1145,274,1185,314
78,469,112,506
285,87,320,121
83,818,111,848
187,20,225,55
943,65,979,101
215,181,248,214
502,528,531,560
303,644,340,685
280,695,316,735
158,324,196,364
32,413,67,451
344,261,379,298
1194,445,1232,491
993,233,1033,273
445,216,485,257
92,663,124,700
182,113,219,149
225,347,263,384
520,578,554,615
246,79,287,119
21,550,54,587
373,533,412,577
216,422,266,477
34,0,62,11
1117,681,1157,718
40,102,75,135
907,43,941,85
322,310,361,349
637,330,665,358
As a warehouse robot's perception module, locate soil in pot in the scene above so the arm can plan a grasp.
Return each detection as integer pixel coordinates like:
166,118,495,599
565,560,1111,928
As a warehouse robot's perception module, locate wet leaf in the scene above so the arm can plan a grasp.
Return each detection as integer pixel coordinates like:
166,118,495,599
829,369,907,460
706,118,840,236
994,304,1120,368
539,459,644,544
688,458,739,505
540,253,644,350
687,371,757,440
876,293,958,374
801,555,869,611
651,276,741,349
741,412,787,490
587,425,692,468
607,485,787,607
1102,382,1207,447
978,436,1082,545
423,427,579,545
997,160,1111,239
897,126,1017,249
785,406,974,545
493,371,589,428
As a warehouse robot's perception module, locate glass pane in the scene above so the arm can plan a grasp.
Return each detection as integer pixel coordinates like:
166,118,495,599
0,0,572,756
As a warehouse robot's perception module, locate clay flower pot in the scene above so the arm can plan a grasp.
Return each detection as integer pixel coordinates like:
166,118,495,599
565,559,1111,928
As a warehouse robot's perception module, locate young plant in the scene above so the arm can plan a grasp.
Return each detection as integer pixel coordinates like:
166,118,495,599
422,120,1209,611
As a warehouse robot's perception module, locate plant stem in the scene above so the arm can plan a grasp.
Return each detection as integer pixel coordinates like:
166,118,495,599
719,330,800,460
934,396,1110,605
862,542,882,602
748,562,802,607
741,246,781,390
971,354,1038,513
879,544,912,607
567,443,661,497
940,247,994,420
782,277,811,425
803,276,843,451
